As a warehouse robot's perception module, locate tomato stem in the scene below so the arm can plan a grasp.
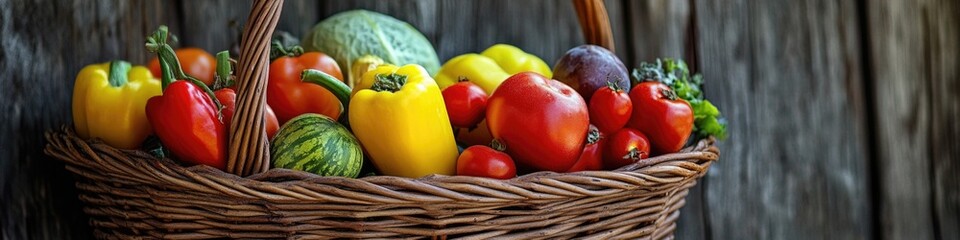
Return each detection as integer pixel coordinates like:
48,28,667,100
490,139,507,152
213,51,234,90
661,88,679,101
585,126,601,144
269,40,304,60
622,148,642,161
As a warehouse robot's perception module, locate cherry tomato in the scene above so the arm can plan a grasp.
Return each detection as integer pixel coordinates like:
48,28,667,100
149,48,216,86
487,72,589,172
627,82,694,154
442,81,488,128
589,83,632,134
566,125,604,172
456,144,516,179
267,52,344,125
214,88,280,139
603,128,651,169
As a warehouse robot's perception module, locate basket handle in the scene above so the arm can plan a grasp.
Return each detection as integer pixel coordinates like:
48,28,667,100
572,0,615,51
227,0,284,176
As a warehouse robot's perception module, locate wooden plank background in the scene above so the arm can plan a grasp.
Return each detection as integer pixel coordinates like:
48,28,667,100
0,0,956,239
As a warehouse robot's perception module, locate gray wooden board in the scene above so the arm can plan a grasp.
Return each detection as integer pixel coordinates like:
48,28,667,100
869,0,960,239
2,0,959,239
693,0,873,238
0,1,170,239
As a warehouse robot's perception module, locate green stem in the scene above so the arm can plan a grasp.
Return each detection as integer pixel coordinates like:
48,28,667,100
214,51,233,89
371,73,407,93
301,69,352,122
146,25,224,117
107,61,131,87
159,60,175,90
269,40,304,61
490,139,507,152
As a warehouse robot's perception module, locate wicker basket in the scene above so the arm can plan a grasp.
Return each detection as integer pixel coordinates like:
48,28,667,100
44,0,720,239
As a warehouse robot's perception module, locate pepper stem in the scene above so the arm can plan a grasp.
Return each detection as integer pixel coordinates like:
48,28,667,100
301,69,352,123
371,73,407,93
145,25,224,116
107,61,131,87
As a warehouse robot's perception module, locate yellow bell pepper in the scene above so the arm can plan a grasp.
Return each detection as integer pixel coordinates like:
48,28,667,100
350,64,459,178
72,61,161,149
435,44,552,94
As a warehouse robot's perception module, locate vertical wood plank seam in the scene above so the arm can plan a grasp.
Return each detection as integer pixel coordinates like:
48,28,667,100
687,0,712,240
619,0,637,67
922,6,944,240
174,0,187,47
855,0,881,238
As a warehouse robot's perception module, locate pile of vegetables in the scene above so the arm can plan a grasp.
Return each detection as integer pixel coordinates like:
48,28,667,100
71,10,725,180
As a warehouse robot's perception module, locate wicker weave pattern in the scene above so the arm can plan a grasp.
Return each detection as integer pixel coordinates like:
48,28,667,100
45,128,717,239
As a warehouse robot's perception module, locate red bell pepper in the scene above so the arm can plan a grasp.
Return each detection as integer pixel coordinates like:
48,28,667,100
144,26,228,170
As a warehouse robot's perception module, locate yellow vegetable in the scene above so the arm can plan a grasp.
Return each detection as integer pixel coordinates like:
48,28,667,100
480,44,553,78
350,64,459,178
72,61,161,149
435,44,551,94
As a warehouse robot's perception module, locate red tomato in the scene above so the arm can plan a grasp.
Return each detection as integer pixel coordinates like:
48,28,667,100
214,89,280,139
456,145,516,179
565,125,604,172
603,128,651,169
442,81,488,128
588,83,632,134
149,48,216,86
267,52,344,125
486,72,589,172
626,82,694,154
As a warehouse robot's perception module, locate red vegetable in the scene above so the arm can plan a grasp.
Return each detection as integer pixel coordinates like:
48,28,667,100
626,82,694,154
588,82,632,134
486,72,589,172
146,81,227,170
148,48,216,86
442,81,488,128
456,143,516,179
603,128,651,169
566,125,604,172
214,89,280,139
144,26,228,170
267,51,345,125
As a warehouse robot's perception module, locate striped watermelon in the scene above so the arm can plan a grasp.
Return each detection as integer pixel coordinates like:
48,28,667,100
271,113,363,178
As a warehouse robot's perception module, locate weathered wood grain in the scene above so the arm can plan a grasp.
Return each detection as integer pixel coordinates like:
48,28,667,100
623,0,695,66
0,1,171,239
694,0,873,239
869,0,960,239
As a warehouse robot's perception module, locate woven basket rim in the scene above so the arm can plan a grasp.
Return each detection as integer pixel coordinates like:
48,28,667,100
45,126,718,204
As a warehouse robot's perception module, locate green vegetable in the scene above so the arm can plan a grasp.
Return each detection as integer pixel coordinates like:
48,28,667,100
271,114,363,178
632,58,727,140
302,10,441,82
